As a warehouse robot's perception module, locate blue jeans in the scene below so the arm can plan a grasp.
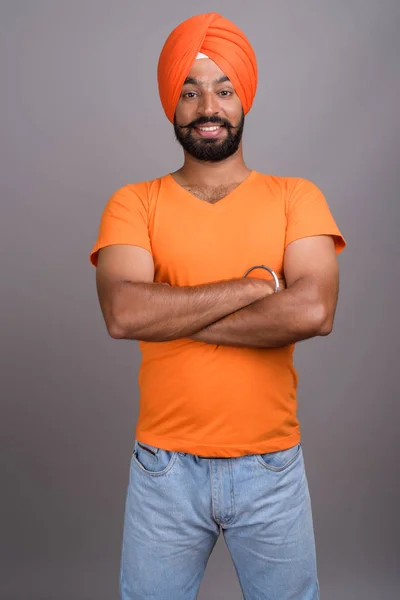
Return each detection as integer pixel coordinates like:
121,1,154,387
120,439,320,599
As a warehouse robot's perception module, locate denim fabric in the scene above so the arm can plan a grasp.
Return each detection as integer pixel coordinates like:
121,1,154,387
120,440,320,599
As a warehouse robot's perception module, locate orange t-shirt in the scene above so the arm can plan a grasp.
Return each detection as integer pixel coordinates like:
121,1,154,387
89,171,346,457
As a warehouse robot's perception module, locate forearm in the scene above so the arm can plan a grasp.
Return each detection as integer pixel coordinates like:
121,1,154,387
109,278,272,341
189,278,328,349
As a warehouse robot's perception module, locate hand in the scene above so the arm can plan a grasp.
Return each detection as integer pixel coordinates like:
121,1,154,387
264,277,287,294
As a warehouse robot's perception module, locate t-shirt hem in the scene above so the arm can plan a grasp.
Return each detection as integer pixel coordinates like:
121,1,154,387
89,240,152,267
134,427,301,458
285,231,346,255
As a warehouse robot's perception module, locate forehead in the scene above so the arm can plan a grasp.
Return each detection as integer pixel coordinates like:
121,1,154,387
184,57,229,84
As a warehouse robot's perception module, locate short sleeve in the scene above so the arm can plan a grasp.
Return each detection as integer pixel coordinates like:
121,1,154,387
89,183,152,267
285,178,347,255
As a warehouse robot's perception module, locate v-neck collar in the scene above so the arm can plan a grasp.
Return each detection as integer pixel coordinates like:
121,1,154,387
166,170,257,209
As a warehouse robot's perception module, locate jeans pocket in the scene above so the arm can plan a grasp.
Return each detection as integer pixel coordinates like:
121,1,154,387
132,440,177,476
256,442,302,472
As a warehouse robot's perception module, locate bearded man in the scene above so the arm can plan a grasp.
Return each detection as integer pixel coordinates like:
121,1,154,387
89,12,346,600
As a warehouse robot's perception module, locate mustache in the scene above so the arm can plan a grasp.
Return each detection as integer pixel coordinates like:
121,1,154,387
178,117,240,129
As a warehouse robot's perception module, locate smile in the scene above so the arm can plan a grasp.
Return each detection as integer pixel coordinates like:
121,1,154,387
197,126,221,131
193,125,225,139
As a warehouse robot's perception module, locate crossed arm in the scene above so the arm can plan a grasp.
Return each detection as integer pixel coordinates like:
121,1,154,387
96,235,339,349
188,235,339,348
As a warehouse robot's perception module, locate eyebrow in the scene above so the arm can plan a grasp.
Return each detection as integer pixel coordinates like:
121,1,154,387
183,75,231,86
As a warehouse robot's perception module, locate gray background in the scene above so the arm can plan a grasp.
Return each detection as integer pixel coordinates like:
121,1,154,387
1,1,399,599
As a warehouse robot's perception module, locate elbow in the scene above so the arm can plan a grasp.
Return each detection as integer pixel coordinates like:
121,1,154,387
105,309,130,339
318,322,333,337
314,304,334,337
107,319,126,339
106,312,147,340
99,292,141,340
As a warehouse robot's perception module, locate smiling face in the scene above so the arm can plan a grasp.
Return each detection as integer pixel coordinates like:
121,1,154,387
173,57,245,162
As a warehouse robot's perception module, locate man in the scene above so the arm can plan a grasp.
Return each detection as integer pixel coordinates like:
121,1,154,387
89,12,346,600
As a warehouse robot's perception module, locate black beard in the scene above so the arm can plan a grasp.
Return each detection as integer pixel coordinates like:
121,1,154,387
173,111,245,162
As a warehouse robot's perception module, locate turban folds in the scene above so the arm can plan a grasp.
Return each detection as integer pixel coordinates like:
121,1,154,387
157,13,258,123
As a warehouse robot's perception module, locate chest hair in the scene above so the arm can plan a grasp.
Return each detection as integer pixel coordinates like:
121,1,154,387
182,182,240,204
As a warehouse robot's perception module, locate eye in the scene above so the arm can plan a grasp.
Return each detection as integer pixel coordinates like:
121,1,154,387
218,90,233,97
183,91,198,98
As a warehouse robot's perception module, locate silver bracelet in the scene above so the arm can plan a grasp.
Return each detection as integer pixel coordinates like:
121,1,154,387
242,265,280,293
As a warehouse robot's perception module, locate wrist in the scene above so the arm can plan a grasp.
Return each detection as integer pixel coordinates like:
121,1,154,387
259,279,276,296
242,265,282,295
248,277,275,299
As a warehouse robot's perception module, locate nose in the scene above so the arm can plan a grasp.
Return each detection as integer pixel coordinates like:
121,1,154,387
198,91,220,117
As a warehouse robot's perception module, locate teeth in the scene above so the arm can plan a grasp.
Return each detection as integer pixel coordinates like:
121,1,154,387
198,126,220,131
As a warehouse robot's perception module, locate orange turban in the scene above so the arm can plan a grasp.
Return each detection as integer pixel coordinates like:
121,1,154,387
157,13,258,123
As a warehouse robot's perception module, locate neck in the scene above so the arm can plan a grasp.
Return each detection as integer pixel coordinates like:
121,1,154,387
174,143,251,186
